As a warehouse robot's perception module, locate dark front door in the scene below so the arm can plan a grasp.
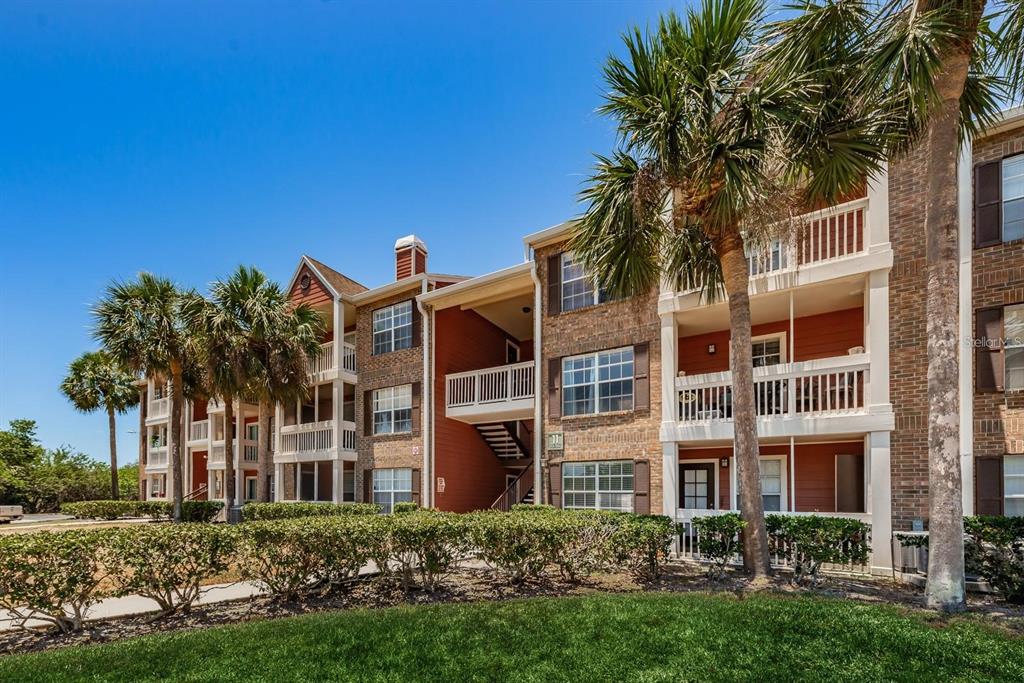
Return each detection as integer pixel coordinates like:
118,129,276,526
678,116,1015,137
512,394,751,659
679,463,715,510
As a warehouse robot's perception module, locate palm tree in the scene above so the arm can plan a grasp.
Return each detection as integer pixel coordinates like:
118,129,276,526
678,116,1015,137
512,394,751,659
59,350,139,499
770,0,1023,613
93,273,199,522
571,0,888,577
183,273,256,512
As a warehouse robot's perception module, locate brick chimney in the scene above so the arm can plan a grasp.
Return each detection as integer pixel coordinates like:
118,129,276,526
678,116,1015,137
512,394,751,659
395,235,427,280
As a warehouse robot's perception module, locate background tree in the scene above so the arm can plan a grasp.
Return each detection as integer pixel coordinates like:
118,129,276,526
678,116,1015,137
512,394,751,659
59,350,140,499
769,0,1023,612
93,273,199,522
571,0,888,576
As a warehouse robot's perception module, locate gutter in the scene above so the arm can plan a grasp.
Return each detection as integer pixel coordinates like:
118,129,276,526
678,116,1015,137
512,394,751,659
417,279,432,508
529,257,543,505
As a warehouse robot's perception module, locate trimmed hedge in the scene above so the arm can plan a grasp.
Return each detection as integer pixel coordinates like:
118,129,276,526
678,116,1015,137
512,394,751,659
241,502,381,521
60,500,223,523
965,516,1024,603
692,513,746,579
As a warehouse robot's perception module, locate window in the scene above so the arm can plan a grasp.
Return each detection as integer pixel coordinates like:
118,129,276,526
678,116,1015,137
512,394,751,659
751,336,784,367
563,461,634,511
373,468,413,513
760,459,783,512
560,252,609,312
245,476,257,501
1004,155,1024,242
562,347,634,416
373,385,413,435
1006,304,1024,391
1005,456,1024,516
372,301,413,355
245,423,258,442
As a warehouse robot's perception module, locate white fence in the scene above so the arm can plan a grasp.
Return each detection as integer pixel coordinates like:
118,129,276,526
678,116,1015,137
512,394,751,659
309,342,335,379
281,420,334,455
188,419,209,442
149,397,169,420
342,341,356,373
147,446,168,467
446,361,535,408
677,355,869,423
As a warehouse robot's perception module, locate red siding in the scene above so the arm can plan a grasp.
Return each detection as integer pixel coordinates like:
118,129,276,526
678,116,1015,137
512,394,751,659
677,441,863,512
289,263,333,307
434,307,529,512
678,307,864,375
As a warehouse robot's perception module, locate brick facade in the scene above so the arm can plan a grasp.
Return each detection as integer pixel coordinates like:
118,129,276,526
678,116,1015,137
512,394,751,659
536,242,664,513
354,284,426,502
973,129,1024,460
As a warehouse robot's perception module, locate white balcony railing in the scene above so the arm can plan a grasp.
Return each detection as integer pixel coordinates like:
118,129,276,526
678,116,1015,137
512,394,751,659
745,198,868,277
209,444,225,464
281,420,334,455
241,439,259,462
342,341,357,373
677,354,869,424
148,397,169,420
309,341,335,379
446,361,535,409
341,423,356,451
147,445,168,467
188,419,209,443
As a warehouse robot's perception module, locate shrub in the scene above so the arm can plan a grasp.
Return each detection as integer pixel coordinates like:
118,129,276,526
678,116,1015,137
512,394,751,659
180,500,224,523
242,501,380,521
375,512,471,591
510,503,556,514
236,520,327,600
692,514,745,579
0,529,113,632
467,511,562,583
611,515,675,581
393,502,420,514
766,515,869,586
548,510,621,582
107,524,236,615
61,500,167,520
965,516,1024,603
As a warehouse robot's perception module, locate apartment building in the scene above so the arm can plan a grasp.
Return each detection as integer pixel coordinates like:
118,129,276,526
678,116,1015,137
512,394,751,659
136,108,1024,573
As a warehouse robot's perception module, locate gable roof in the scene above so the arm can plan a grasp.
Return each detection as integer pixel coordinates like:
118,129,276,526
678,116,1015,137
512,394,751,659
304,257,368,297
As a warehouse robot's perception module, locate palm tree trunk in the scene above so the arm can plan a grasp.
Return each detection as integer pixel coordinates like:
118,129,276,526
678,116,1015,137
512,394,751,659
256,400,273,502
922,9,981,610
223,397,236,510
169,363,184,523
720,236,771,578
107,405,119,499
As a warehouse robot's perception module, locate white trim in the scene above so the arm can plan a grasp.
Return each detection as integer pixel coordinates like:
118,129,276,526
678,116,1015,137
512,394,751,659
530,261,544,505
505,339,520,363
958,141,975,514
286,255,341,300
419,279,432,508
522,219,577,250
416,262,533,307
677,458,720,511
351,273,470,305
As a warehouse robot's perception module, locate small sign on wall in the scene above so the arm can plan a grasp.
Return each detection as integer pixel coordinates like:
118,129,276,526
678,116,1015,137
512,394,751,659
436,477,446,493
546,432,563,452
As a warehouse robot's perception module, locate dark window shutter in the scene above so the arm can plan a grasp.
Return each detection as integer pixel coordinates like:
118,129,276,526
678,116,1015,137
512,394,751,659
548,463,562,507
364,390,374,436
976,308,1005,392
633,459,650,514
975,161,1002,248
410,382,421,432
547,253,561,316
411,468,421,505
975,456,1004,516
363,468,373,505
547,357,562,419
633,342,650,412
411,300,422,348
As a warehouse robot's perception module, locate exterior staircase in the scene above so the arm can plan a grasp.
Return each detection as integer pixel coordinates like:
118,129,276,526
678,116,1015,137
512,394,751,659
474,422,529,459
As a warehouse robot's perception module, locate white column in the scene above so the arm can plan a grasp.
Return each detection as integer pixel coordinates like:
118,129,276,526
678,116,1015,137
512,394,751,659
332,460,343,504
273,463,283,502
234,401,244,502
660,313,678,426
867,430,893,573
531,262,544,505
865,269,891,412
958,140,975,515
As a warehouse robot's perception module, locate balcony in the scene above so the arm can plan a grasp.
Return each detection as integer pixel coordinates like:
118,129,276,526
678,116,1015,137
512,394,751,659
188,419,209,445
667,354,892,441
146,445,168,469
308,341,357,382
277,419,356,460
445,361,535,424
146,397,169,424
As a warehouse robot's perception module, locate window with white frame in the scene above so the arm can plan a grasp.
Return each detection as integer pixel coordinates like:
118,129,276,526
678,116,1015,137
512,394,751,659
562,461,634,511
1006,304,1024,391
760,459,783,512
751,335,784,367
245,476,257,501
373,468,413,514
560,252,609,312
372,385,413,435
1005,456,1024,516
372,301,413,355
1004,154,1024,242
562,347,634,416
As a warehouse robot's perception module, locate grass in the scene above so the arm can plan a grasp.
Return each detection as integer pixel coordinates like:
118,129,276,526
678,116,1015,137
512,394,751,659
2,592,1022,682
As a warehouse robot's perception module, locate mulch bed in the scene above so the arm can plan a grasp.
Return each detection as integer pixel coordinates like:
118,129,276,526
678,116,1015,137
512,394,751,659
3,563,1023,656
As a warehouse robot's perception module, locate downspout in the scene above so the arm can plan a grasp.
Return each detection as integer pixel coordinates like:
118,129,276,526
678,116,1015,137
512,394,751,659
417,280,432,508
529,257,543,504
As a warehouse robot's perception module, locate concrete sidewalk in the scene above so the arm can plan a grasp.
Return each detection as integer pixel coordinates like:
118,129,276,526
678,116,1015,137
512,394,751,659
0,581,265,632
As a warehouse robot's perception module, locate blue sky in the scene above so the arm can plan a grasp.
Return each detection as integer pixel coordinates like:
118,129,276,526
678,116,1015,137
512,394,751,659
0,0,677,462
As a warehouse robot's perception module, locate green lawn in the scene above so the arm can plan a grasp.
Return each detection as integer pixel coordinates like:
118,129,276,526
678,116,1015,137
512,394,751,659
2,592,1021,682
